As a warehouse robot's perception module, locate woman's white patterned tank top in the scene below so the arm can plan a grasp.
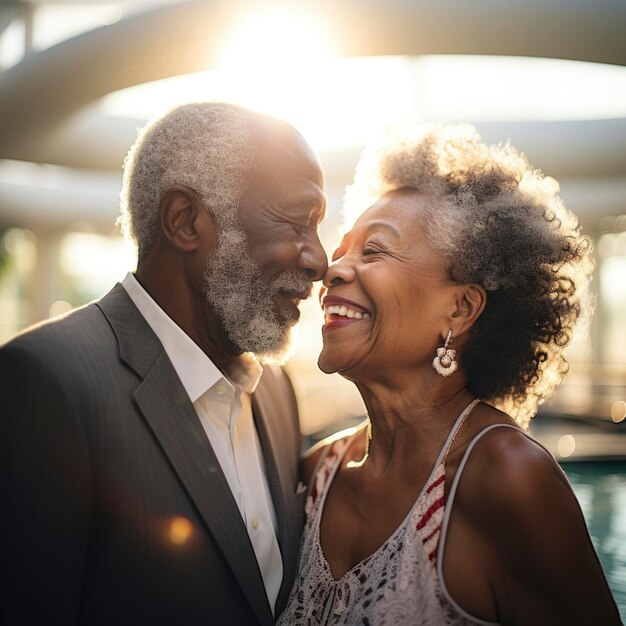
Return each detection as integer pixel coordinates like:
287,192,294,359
278,403,505,626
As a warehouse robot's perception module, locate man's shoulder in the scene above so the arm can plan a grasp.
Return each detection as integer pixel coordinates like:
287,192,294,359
2,301,106,351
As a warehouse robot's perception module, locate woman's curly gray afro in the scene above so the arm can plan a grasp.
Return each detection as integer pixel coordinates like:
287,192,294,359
344,123,594,427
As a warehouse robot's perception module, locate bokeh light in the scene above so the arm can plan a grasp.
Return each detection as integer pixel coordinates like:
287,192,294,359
557,434,577,458
168,516,193,546
611,401,626,424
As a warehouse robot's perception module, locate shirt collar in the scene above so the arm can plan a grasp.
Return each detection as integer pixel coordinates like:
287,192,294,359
225,352,264,394
121,272,224,402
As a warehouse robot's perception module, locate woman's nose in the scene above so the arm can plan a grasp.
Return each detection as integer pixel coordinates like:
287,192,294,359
323,255,356,288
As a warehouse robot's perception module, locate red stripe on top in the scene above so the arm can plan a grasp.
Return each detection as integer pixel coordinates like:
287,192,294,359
311,462,334,505
428,546,439,562
415,497,444,530
421,523,442,545
425,473,445,494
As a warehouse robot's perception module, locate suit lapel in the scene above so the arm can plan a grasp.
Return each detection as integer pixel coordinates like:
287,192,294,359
252,389,286,530
97,284,274,626
252,381,303,613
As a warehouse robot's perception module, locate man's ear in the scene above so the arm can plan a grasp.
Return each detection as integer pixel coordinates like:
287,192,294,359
450,283,487,337
159,186,211,252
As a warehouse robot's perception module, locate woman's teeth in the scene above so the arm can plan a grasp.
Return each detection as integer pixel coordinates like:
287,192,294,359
325,304,370,320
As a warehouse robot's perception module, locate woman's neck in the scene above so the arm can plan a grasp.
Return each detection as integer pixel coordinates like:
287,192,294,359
354,374,475,475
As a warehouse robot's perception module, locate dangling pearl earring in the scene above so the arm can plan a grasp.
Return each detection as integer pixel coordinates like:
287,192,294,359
432,330,458,377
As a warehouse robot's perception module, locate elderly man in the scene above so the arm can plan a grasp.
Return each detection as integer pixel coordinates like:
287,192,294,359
0,103,327,625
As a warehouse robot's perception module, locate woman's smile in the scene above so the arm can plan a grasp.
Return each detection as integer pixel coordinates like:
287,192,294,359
322,295,371,330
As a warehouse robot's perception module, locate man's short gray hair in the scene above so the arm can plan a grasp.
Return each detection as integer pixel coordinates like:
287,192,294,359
119,102,252,255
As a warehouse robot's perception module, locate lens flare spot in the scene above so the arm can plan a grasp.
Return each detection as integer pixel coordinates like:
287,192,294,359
557,434,576,458
168,516,193,546
49,300,73,318
611,400,626,423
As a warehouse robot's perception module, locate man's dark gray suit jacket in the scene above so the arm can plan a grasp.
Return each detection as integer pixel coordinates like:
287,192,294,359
0,284,306,625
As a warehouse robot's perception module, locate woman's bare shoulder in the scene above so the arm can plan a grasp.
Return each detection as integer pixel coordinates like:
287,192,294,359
459,420,569,515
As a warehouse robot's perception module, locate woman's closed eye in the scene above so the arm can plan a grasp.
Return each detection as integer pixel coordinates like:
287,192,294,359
362,242,387,257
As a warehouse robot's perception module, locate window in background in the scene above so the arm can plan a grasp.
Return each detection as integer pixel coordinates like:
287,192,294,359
599,228,626,367
0,228,36,342
59,232,136,304
0,230,136,343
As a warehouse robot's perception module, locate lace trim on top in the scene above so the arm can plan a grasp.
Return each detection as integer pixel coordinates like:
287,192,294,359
279,402,500,626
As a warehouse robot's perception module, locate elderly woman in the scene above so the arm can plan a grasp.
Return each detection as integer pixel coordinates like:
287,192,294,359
279,124,620,625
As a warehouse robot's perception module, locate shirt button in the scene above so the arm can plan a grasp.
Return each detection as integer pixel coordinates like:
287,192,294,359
215,383,227,395
251,514,260,530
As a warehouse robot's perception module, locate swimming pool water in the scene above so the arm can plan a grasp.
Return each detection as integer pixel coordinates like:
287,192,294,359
562,461,626,622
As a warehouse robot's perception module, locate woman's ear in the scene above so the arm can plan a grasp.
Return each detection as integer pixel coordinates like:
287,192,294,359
159,186,210,253
451,283,487,336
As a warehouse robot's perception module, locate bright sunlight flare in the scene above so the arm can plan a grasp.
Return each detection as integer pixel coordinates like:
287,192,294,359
217,8,333,72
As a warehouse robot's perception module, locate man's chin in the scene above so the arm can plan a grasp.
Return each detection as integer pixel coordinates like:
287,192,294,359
255,326,297,366
273,300,300,326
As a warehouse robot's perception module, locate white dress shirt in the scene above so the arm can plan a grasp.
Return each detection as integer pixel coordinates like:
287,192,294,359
121,273,283,612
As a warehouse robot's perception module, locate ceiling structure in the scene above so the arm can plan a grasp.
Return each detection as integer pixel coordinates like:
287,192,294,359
1,0,625,230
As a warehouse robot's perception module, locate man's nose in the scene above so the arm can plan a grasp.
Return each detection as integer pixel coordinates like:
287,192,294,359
298,235,328,282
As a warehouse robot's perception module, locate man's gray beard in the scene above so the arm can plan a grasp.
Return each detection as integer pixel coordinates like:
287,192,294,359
203,228,312,365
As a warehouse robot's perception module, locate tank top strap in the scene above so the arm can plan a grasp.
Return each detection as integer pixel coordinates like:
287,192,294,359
441,399,481,465
436,423,526,626
435,399,481,468
441,423,531,525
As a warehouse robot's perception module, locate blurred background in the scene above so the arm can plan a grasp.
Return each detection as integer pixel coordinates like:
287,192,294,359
1,0,625,615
